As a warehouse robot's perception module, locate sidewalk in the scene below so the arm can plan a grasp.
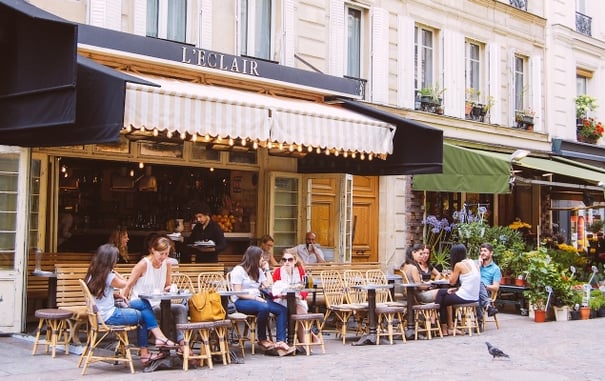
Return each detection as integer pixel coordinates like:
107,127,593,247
1,312,603,381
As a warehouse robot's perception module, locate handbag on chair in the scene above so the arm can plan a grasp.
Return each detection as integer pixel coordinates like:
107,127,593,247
189,290,226,321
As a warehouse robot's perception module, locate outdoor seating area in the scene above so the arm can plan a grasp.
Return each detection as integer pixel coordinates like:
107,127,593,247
25,257,496,375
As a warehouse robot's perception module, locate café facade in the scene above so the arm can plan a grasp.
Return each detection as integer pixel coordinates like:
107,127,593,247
0,0,444,333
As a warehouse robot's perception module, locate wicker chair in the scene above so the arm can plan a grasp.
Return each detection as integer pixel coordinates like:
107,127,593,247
482,290,500,331
400,270,442,340
320,270,366,344
365,269,407,344
77,279,138,375
452,302,481,336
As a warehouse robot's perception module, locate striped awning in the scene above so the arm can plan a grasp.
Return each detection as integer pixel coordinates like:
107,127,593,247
124,74,395,155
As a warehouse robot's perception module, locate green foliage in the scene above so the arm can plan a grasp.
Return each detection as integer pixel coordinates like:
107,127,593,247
589,290,605,310
482,225,527,272
431,245,451,272
575,94,598,119
524,249,575,309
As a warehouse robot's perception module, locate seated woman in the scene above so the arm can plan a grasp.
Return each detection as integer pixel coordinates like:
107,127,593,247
108,227,132,264
401,243,438,303
434,243,481,336
272,251,320,344
419,245,443,281
85,243,175,366
230,246,295,356
123,235,188,353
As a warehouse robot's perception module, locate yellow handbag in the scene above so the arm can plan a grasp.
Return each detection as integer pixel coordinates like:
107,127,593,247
189,290,225,321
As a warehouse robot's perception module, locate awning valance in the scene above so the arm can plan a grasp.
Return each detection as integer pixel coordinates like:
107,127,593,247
412,144,511,193
124,74,395,156
297,99,443,175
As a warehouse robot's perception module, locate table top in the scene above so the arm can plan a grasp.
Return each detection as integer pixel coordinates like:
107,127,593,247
386,274,402,281
428,279,451,285
139,291,194,300
31,270,57,278
352,284,393,290
217,290,249,296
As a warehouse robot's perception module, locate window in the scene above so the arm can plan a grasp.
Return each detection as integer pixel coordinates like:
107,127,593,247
513,55,527,113
414,26,434,92
239,0,273,60
147,0,187,43
345,6,363,78
576,74,587,96
465,41,481,99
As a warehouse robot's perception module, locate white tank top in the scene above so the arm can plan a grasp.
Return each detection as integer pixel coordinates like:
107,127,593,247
131,257,167,308
456,259,480,301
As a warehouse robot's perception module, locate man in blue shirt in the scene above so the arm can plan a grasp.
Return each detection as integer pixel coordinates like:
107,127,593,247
478,243,501,326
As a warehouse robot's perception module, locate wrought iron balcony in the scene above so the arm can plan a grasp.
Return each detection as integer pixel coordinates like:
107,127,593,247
576,11,592,37
509,0,527,11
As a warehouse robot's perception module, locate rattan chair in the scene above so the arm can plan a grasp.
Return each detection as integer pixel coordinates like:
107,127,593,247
365,269,407,344
78,279,138,375
452,302,481,336
400,270,442,340
482,290,500,331
319,270,366,344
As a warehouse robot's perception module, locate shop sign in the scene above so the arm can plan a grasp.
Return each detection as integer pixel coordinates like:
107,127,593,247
181,47,260,76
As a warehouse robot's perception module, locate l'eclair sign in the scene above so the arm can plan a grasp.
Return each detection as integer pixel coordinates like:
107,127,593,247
181,47,260,76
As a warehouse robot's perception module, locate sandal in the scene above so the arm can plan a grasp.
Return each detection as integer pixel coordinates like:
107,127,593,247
140,351,167,366
258,340,275,350
274,342,295,357
155,337,179,349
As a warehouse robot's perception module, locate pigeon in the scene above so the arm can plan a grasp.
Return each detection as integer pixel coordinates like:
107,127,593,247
485,342,509,359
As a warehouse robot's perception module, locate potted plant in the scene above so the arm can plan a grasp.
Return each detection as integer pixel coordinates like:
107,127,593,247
589,289,605,317
515,108,536,129
418,84,446,107
575,94,598,120
577,117,604,144
524,249,563,322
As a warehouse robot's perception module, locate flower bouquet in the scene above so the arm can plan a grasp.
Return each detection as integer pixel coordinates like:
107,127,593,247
577,117,604,144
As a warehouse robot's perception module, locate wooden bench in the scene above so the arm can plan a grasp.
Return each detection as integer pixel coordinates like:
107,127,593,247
54,264,90,344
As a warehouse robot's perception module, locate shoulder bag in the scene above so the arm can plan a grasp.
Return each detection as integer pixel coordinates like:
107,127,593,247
189,290,226,321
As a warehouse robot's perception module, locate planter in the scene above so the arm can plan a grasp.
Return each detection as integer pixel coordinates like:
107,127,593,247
570,310,581,320
553,306,570,321
534,309,546,323
500,275,511,285
514,278,527,287
579,306,591,320
577,135,598,144
598,306,605,317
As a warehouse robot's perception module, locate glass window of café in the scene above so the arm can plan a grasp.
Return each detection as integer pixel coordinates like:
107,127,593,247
55,158,258,254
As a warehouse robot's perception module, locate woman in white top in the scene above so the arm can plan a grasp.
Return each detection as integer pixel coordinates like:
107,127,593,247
230,246,295,356
434,243,480,336
123,235,188,352
85,244,173,365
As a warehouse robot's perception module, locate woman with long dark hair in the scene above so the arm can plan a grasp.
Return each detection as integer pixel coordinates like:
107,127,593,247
434,243,481,336
229,246,295,356
85,244,175,365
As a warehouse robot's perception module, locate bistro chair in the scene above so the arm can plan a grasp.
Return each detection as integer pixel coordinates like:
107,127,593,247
77,279,137,375
342,270,369,335
175,320,215,371
31,308,73,358
400,270,442,340
225,271,259,355
319,270,366,344
365,270,407,344
482,290,500,331
291,312,325,355
452,302,481,336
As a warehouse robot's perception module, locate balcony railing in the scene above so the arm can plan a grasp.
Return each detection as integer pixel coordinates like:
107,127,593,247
509,0,527,11
576,12,592,37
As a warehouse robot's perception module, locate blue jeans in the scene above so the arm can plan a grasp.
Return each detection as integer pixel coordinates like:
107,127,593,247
477,282,490,322
235,298,288,342
105,298,159,348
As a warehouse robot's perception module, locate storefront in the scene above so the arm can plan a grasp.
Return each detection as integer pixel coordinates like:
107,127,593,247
0,1,443,333
412,142,605,249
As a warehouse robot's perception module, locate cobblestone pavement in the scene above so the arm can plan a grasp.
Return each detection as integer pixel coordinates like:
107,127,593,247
1,312,603,381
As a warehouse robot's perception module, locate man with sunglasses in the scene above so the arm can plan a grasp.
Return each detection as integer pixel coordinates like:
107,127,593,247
295,232,326,264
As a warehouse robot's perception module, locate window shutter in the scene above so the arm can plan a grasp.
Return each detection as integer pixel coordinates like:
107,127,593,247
132,0,147,36
442,30,464,118
200,0,213,49
530,55,542,129
282,0,295,66
397,15,415,109
329,0,345,77
371,7,388,104
488,43,500,125
89,0,121,30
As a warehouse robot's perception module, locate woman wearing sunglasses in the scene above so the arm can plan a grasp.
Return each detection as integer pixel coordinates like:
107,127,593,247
272,251,320,344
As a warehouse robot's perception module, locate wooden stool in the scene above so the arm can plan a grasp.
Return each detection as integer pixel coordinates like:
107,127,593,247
375,305,407,345
32,308,73,358
176,321,215,371
210,319,232,365
453,302,481,336
412,303,442,340
291,313,325,356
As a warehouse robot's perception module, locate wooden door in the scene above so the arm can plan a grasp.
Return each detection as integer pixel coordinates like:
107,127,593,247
352,176,379,263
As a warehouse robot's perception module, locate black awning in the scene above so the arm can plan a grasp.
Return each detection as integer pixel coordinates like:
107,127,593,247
0,0,153,147
297,99,443,175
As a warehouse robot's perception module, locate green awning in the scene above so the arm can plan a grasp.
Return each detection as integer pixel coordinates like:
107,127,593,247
412,144,512,193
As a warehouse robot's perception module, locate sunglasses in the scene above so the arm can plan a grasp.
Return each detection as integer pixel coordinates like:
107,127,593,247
281,257,295,262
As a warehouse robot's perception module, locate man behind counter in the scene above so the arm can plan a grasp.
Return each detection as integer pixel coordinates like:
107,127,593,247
184,203,227,263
